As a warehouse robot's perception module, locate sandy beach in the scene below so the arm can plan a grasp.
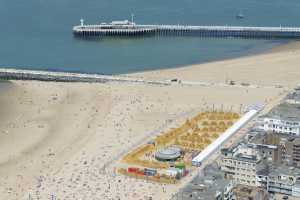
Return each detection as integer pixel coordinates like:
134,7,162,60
0,42,299,200
130,41,300,87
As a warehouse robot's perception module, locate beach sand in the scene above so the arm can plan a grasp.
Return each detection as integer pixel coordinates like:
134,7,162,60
0,42,299,200
130,41,300,87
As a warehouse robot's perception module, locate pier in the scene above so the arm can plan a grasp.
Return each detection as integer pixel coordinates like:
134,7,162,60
73,19,300,39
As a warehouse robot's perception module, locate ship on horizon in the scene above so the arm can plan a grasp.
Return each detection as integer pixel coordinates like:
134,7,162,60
236,11,245,19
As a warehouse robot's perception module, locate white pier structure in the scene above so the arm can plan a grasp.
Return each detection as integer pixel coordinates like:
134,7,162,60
192,107,261,167
73,20,300,39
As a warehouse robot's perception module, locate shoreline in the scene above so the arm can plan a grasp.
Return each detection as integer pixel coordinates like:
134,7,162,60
121,39,290,76
0,39,298,87
129,40,298,76
270,39,300,53
128,39,300,88
0,39,293,78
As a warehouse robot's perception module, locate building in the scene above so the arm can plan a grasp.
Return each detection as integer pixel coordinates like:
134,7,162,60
219,138,300,198
216,87,300,199
219,143,261,187
285,86,300,105
249,129,300,166
262,103,300,136
254,162,300,198
262,132,300,167
247,131,283,164
288,138,300,167
293,181,300,197
260,87,300,136
175,163,234,200
231,184,268,200
267,165,300,196
155,146,182,162
248,130,300,198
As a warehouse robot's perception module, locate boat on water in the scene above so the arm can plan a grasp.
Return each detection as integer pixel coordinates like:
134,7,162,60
236,11,245,19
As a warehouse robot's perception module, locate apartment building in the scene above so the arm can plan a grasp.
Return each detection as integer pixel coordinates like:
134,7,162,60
176,163,234,200
219,143,261,187
231,184,268,200
262,103,300,136
261,86,300,137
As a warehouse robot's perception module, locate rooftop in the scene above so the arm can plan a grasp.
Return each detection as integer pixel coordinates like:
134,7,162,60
235,153,258,162
221,142,261,163
269,164,300,177
232,184,268,199
177,163,231,200
155,146,181,161
264,103,300,122
285,87,300,104
257,162,300,178
256,162,270,176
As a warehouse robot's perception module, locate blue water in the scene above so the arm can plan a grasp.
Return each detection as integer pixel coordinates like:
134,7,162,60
0,0,299,74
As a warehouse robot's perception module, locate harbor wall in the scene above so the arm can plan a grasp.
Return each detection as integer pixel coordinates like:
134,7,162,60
0,68,170,85
0,69,107,83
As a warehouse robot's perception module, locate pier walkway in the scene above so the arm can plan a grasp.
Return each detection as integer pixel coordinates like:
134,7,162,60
73,20,300,39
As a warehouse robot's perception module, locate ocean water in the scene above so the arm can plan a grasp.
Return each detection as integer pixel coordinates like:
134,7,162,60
0,0,299,74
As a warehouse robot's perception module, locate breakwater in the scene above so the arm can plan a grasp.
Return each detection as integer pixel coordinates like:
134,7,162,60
0,68,287,89
0,68,171,85
73,20,300,39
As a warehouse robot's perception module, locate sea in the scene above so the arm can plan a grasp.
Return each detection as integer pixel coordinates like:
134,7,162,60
0,0,300,75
